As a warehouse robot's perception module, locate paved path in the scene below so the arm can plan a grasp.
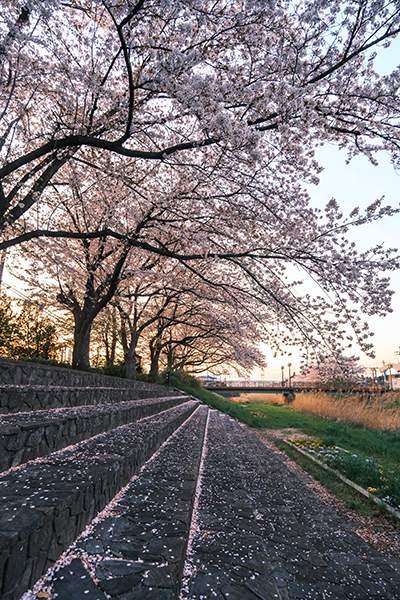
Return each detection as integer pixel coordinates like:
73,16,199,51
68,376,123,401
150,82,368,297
23,406,400,600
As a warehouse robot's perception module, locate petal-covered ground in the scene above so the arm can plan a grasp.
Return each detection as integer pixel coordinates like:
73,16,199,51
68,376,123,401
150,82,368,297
20,407,400,600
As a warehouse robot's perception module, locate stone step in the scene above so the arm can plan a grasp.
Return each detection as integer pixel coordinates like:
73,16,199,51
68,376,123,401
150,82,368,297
11,406,400,600
183,410,281,600
0,395,190,471
22,408,280,600
0,400,200,600
0,384,181,415
51,404,209,600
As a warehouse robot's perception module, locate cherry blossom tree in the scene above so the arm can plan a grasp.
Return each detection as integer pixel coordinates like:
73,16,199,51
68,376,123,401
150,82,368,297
138,292,266,379
301,354,365,383
2,0,400,367
9,168,136,370
153,304,267,377
116,263,177,380
114,259,266,379
2,0,400,250
40,238,131,370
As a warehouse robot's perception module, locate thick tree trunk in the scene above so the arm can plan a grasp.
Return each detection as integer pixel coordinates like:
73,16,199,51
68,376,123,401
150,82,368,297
72,321,92,371
124,347,136,380
166,345,176,371
105,329,117,366
149,346,161,380
120,319,137,380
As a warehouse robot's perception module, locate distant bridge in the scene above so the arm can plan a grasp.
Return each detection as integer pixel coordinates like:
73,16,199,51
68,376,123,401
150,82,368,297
203,380,384,395
203,380,315,395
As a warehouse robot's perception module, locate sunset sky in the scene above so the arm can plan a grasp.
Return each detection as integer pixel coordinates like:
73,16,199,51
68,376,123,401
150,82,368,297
250,38,400,382
256,144,400,382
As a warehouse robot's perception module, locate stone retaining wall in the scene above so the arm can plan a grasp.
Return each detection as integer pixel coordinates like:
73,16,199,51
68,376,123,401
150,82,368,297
0,400,199,600
0,384,181,415
0,396,188,471
0,357,168,391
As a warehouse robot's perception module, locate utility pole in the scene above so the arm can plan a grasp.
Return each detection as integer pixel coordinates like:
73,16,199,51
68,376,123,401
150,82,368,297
0,251,5,293
388,365,394,391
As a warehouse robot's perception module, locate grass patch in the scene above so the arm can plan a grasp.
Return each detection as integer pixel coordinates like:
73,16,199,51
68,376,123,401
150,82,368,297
274,439,387,519
172,378,400,521
289,438,400,509
237,401,400,467
173,384,400,467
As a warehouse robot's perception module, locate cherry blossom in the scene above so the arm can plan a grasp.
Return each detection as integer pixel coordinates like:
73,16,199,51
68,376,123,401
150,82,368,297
2,0,400,368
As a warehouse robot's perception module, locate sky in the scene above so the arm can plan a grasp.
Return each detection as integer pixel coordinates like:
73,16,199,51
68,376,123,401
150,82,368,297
252,38,400,382
252,145,400,382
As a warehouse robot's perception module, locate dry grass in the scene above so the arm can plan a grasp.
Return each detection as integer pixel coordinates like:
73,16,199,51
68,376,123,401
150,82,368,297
231,391,400,432
231,392,283,404
290,392,400,432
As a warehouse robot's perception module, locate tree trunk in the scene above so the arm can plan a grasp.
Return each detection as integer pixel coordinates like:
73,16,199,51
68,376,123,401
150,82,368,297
120,318,137,380
124,347,136,380
166,344,176,371
72,320,92,371
105,327,117,366
149,345,161,380
60,250,130,372
109,329,117,365
106,308,118,366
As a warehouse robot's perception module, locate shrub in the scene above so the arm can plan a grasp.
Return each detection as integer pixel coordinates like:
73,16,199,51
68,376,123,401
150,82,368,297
170,370,202,389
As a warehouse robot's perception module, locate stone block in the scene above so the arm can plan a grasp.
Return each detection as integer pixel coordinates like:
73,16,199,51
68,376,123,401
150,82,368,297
99,572,143,595
26,427,44,447
70,492,85,517
28,518,53,557
46,535,65,562
0,543,11,587
54,508,70,537
11,448,24,467
3,538,28,594
69,421,77,438
0,507,44,540
44,425,58,448
143,565,177,589
29,551,48,589
0,399,195,599
53,558,108,600
5,431,24,452
13,367,22,385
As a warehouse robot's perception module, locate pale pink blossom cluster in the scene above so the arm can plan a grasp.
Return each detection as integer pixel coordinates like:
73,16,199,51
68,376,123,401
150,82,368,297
1,0,400,370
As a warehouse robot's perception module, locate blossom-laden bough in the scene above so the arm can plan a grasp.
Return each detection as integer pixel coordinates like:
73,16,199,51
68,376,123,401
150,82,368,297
1,0,400,369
